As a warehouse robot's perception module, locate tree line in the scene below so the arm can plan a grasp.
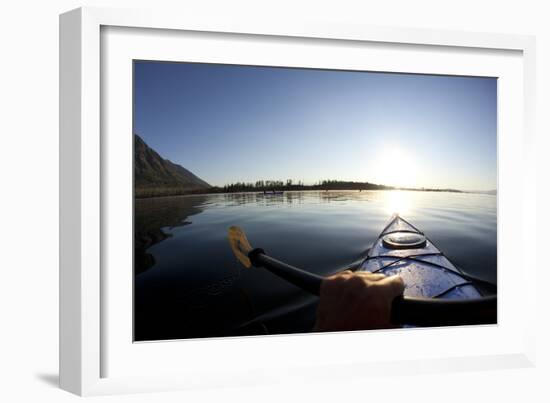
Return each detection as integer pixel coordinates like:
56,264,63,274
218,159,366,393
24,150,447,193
212,179,395,193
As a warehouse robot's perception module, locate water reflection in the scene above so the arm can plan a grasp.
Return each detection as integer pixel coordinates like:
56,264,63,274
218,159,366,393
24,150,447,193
134,195,207,273
211,190,375,208
219,191,306,206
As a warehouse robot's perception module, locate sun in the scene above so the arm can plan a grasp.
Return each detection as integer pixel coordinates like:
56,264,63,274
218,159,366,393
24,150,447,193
371,147,418,189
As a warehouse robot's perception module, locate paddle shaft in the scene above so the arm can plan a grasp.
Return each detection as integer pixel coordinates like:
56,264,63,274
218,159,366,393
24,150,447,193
247,248,497,326
249,248,324,295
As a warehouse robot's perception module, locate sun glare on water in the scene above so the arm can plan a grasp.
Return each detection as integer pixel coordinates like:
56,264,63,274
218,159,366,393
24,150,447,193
369,146,421,216
384,190,412,216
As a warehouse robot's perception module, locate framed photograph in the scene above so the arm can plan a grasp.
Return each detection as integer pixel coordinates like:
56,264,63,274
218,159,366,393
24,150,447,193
60,7,537,396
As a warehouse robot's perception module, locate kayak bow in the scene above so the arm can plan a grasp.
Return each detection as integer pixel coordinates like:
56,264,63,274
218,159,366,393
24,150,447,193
360,215,496,326
360,214,483,300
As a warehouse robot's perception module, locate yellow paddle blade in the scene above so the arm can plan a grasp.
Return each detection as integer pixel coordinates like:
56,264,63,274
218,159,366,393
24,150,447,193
228,226,253,268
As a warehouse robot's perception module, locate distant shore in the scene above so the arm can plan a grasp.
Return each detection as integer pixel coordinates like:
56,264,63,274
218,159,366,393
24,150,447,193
135,184,495,199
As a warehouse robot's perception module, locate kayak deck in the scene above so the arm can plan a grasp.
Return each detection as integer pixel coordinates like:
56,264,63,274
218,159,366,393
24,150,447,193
360,215,481,300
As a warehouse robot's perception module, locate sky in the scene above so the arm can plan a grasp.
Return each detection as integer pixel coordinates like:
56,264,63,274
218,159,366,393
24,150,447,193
134,61,497,191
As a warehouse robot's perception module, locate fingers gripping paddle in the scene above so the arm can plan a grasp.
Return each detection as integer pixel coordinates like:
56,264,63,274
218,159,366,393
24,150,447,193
228,226,496,326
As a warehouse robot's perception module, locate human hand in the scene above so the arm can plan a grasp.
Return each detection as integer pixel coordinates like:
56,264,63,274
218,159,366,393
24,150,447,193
313,270,405,332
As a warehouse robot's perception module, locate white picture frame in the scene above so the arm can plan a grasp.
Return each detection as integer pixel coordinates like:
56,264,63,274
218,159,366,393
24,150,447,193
59,6,537,396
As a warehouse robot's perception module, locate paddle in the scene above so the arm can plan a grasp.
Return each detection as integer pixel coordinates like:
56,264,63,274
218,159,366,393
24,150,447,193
228,226,497,327
228,226,324,295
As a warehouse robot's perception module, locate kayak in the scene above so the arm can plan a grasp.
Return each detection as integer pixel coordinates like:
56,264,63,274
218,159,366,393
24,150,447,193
260,191,284,195
359,214,482,300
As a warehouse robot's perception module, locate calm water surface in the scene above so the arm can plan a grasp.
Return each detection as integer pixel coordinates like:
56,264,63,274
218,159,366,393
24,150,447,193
134,190,496,341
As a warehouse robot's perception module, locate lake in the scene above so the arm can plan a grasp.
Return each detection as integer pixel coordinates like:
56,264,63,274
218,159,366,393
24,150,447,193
134,190,496,341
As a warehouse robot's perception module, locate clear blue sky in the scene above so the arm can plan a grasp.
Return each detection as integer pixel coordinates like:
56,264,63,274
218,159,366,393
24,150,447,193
134,61,496,191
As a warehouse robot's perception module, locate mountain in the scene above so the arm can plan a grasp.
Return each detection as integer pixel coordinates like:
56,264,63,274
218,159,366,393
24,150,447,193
134,134,211,197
